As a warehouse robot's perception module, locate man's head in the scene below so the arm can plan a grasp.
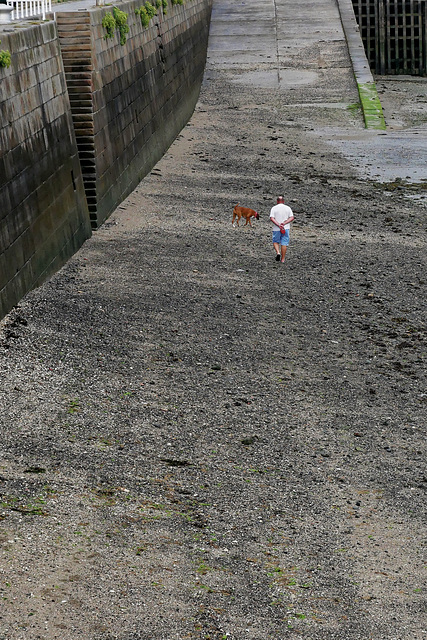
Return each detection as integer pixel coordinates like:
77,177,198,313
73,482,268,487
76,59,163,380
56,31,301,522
277,195,284,204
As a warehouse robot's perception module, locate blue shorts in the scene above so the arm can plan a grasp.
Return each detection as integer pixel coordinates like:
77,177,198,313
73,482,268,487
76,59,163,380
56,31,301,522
272,229,290,246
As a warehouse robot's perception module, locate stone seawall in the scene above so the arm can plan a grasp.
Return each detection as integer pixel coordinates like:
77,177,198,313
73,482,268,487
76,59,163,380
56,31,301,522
0,22,91,320
56,0,212,228
0,0,212,319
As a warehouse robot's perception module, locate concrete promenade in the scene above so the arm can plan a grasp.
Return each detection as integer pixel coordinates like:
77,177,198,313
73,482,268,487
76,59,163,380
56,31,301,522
206,0,427,186
43,0,427,185
0,1,426,639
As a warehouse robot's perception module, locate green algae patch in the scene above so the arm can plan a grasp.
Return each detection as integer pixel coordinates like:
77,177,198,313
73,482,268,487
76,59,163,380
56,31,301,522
358,82,386,130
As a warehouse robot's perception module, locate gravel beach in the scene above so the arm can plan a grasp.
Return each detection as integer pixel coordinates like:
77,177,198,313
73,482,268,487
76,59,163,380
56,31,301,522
0,0,426,638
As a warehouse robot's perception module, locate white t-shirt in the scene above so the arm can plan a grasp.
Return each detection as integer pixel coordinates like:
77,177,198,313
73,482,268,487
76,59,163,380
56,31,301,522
270,203,293,230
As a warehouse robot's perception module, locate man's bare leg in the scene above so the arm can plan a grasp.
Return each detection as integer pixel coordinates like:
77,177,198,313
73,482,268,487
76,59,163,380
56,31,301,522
273,242,281,260
281,246,287,263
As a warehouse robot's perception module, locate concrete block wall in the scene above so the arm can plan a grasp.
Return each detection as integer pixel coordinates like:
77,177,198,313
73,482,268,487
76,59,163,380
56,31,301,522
0,0,211,319
0,22,92,320
57,0,212,228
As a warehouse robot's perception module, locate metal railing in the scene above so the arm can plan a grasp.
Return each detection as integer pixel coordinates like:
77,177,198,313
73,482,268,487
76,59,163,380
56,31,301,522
7,0,52,21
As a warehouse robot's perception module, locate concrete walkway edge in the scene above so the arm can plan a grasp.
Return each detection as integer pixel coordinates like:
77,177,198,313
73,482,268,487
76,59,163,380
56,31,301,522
336,0,386,129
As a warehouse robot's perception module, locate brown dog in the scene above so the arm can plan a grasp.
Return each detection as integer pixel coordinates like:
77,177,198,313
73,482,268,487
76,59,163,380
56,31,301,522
232,204,260,227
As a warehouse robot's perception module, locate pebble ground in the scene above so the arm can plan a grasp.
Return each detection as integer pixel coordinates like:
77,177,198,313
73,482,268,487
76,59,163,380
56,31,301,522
0,0,426,638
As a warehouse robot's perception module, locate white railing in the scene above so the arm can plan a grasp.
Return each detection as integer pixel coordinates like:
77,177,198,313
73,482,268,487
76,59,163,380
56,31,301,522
7,0,52,21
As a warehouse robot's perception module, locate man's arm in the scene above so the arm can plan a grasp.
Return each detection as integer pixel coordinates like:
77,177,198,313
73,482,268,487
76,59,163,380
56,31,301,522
270,214,295,228
278,215,295,229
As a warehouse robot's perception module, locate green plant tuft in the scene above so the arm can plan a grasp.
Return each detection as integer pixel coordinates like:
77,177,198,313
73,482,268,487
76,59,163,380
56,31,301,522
112,7,130,45
102,12,116,40
136,1,160,27
144,1,157,19
102,8,129,45
0,41,11,69
135,6,150,27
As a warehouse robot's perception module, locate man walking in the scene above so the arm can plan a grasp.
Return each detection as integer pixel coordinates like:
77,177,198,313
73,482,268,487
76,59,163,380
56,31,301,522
270,196,294,263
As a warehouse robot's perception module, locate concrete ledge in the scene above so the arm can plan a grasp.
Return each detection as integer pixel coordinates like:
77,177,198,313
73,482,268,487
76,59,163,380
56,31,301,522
336,0,386,130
